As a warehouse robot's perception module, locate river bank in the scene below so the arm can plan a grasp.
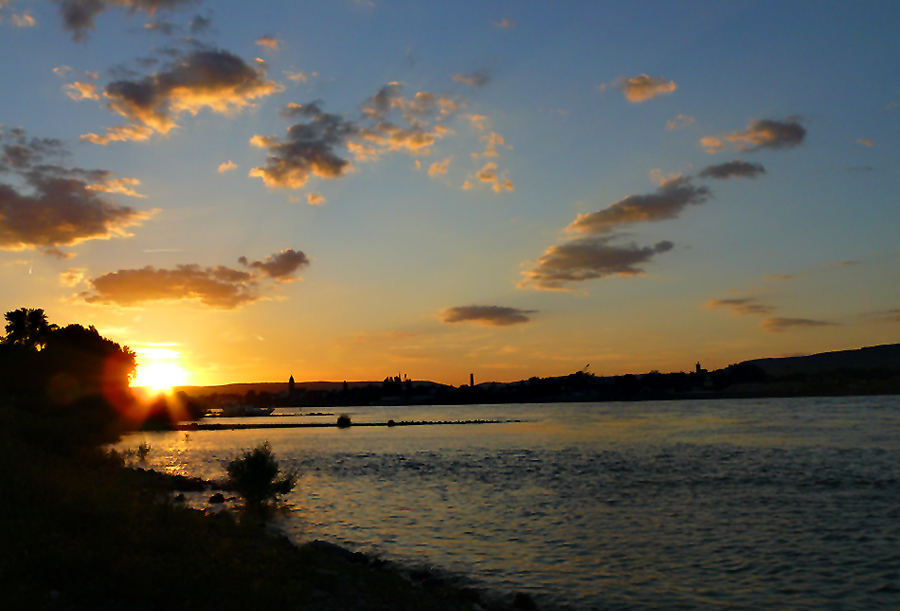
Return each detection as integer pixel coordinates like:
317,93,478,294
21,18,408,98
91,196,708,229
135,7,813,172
0,408,545,611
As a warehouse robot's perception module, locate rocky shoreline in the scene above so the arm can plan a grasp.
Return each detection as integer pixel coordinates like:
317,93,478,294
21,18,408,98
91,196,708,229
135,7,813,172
130,466,548,611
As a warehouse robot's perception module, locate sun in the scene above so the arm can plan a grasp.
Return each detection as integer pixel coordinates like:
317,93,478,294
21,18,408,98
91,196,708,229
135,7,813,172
135,362,187,392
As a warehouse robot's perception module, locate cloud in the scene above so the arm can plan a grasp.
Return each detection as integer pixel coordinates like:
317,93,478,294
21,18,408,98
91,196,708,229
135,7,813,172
53,66,73,77
666,114,695,130
480,131,511,157
441,305,535,327
867,309,900,323
11,10,35,27
306,192,325,206
697,160,766,180
857,138,874,147
80,124,155,144
613,74,677,103
85,176,146,197
760,317,837,333
702,117,806,153
60,268,86,287
188,14,210,33
83,264,257,308
238,248,309,282
520,236,674,290
566,176,710,235
65,81,101,101
494,18,515,28
705,298,775,316
467,114,488,130
57,0,198,42
0,129,151,253
473,161,514,192
428,158,450,177
284,70,309,83
86,48,282,143
83,248,308,308
256,35,279,50
764,274,795,281
251,84,461,190
249,102,357,189
143,19,177,35
451,70,489,87
217,160,237,173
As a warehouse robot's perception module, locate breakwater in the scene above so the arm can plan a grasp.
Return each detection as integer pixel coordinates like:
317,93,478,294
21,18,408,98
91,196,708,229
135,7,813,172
176,419,516,431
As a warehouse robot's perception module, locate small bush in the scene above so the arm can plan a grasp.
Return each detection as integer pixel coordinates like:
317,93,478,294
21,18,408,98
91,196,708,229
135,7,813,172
136,440,151,461
337,414,352,428
226,442,297,507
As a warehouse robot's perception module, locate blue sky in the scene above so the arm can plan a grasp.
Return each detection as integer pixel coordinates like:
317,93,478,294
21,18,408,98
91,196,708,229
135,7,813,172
1,1,898,386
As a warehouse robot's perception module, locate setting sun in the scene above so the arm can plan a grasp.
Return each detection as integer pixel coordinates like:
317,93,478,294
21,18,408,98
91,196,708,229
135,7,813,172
134,362,187,391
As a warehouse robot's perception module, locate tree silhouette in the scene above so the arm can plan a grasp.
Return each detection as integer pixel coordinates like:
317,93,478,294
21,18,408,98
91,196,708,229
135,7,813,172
3,308,58,351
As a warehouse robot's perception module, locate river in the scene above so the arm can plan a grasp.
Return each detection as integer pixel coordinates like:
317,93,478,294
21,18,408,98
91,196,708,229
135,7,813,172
115,396,900,610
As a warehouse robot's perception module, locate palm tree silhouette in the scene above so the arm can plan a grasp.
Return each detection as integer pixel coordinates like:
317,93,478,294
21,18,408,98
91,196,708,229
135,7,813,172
3,308,58,351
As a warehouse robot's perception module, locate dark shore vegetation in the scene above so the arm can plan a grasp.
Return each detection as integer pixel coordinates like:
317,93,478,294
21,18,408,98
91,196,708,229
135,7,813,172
0,308,540,611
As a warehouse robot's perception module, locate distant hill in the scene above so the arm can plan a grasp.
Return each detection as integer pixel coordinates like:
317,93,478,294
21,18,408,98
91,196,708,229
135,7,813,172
742,344,900,377
174,380,449,397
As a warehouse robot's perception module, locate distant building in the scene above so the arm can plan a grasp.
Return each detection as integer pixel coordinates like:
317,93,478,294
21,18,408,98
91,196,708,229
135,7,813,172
289,375,295,396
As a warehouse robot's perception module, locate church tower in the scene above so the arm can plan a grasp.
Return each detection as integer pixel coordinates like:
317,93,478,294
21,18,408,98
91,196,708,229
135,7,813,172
289,375,295,396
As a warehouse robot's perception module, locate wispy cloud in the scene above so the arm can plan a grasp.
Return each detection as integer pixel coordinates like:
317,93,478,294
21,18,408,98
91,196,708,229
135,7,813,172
441,305,535,326
494,18,515,28
702,117,806,153
11,10,35,27
307,192,325,206
57,0,198,42
705,297,775,316
86,176,146,197
428,157,450,177
857,138,874,147
520,236,674,291
697,160,766,180
566,176,710,235
760,317,837,333
256,35,279,51
451,70,489,87
217,160,237,173
65,81,100,101
666,114,695,130
612,74,677,103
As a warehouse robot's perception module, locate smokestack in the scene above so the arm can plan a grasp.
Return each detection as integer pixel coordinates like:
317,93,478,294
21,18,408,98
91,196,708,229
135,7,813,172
470,373,474,387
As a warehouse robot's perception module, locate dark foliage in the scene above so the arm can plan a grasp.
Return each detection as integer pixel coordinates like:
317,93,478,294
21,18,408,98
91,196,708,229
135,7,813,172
226,442,297,507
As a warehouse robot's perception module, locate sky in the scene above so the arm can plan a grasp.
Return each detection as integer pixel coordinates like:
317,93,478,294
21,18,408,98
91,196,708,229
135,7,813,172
1,0,899,388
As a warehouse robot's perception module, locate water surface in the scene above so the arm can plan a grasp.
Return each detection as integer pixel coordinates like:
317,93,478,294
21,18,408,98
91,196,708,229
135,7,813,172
118,396,900,610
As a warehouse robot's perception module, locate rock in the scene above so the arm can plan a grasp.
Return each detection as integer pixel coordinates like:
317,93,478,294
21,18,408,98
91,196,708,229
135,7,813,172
513,592,538,611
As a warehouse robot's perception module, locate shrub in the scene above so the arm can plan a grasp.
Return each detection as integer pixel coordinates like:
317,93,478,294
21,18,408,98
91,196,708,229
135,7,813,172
136,441,151,461
226,442,297,507
337,414,352,428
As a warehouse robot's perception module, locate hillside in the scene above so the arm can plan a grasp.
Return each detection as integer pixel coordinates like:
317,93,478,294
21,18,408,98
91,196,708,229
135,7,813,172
742,343,900,376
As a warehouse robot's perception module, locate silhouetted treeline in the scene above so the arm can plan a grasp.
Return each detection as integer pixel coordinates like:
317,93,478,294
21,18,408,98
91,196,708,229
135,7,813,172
199,359,900,409
0,308,205,449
